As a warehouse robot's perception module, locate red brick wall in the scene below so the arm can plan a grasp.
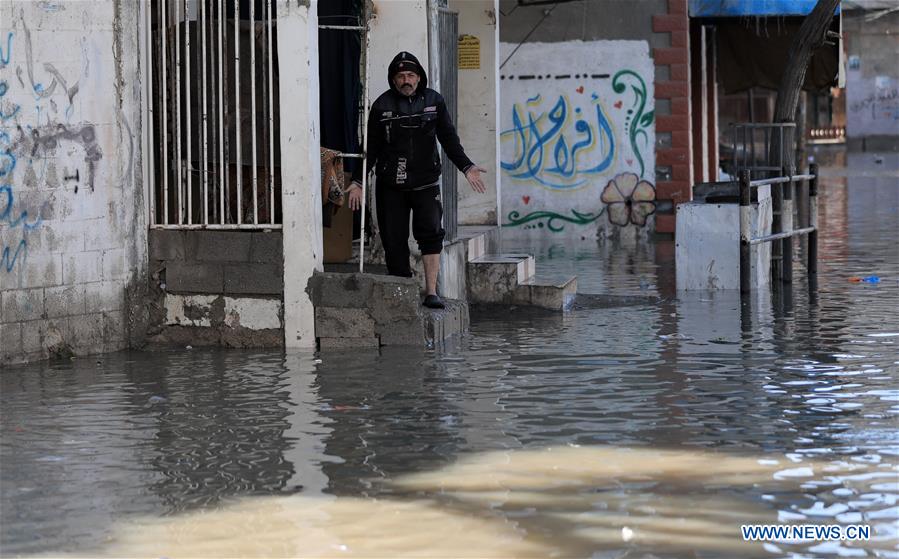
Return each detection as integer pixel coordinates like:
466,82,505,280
652,0,692,235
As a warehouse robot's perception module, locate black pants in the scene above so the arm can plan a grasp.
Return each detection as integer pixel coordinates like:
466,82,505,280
376,184,444,278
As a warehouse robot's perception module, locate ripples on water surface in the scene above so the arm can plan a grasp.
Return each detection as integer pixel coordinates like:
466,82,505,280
1,160,897,557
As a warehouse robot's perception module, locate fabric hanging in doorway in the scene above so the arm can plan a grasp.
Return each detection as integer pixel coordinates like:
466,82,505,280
318,0,363,177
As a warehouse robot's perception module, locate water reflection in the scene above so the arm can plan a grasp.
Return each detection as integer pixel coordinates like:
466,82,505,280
2,158,898,558
50,446,896,558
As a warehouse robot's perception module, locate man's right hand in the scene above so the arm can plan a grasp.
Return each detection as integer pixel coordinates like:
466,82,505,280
347,181,363,211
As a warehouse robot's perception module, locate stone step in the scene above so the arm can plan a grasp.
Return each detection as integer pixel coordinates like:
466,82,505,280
467,252,577,311
309,272,468,349
467,254,536,305
457,226,500,262
516,275,578,311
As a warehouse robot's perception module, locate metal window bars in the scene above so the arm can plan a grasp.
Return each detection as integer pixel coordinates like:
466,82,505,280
148,0,281,230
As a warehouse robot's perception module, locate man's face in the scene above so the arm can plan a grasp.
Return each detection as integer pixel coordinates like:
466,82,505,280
393,71,420,96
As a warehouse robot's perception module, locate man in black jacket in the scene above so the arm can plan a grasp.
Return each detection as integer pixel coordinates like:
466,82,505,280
347,51,486,309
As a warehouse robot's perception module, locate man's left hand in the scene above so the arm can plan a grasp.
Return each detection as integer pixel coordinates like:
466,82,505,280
465,166,488,194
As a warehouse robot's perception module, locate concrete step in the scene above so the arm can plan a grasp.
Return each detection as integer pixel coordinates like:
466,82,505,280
467,254,535,305
457,226,500,262
323,262,389,275
309,272,468,349
467,253,577,311
516,275,578,311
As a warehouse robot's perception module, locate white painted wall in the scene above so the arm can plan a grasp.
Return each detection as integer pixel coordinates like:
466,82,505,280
498,40,656,241
0,0,146,365
278,0,322,349
367,1,430,101
450,0,499,226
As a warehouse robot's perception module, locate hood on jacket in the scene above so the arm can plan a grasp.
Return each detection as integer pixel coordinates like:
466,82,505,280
388,51,428,92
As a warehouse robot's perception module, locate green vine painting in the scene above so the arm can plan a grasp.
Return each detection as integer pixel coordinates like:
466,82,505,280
612,69,654,179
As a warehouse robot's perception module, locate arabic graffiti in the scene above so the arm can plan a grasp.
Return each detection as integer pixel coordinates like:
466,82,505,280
0,31,11,68
500,94,615,190
499,39,655,236
15,123,103,193
1,184,43,272
612,70,653,179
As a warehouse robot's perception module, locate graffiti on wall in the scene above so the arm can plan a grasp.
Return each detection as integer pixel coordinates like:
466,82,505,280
500,41,656,236
502,93,616,189
848,86,899,122
1,20,100,273
1,184,42,272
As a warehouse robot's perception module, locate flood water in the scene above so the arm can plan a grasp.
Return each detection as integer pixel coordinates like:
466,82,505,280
2,154,897,558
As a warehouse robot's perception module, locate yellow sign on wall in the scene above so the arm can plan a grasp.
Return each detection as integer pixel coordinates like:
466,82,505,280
458,35,480,70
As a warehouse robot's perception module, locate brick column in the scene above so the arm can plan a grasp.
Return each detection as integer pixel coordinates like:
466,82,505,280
652,0,692,235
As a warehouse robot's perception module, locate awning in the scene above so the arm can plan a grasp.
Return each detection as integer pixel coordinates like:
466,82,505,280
689,0,839,17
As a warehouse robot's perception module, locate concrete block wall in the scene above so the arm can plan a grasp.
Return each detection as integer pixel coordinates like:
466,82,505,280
1,1,146,366
149,230,284,295
146,230,284,347
309,272,424,348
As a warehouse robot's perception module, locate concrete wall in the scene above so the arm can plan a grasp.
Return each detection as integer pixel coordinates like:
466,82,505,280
498,40,656,241
450,0,499,227
844,10,899,151
498,0,669,46
1,1,147,365
149,230,283,295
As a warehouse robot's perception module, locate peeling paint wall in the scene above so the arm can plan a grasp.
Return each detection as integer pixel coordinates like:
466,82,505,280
0,0,146,365
147,293,283,348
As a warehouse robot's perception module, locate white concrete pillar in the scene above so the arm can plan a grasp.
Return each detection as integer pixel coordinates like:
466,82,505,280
278,0,322,348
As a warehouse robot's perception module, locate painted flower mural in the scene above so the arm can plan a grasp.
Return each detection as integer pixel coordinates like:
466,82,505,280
600,172,656,227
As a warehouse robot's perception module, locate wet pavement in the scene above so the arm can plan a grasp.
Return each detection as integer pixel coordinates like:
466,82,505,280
1,156,897,558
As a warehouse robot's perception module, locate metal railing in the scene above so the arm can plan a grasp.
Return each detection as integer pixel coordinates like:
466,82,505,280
739,163,819,294
148,0,281,230
728,122,795,178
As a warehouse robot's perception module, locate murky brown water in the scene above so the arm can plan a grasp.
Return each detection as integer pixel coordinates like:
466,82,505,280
2,155,898,558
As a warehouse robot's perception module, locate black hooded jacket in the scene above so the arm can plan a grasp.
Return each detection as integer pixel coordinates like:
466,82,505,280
351,51,474,190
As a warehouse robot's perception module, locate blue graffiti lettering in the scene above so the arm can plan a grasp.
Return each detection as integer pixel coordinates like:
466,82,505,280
0,32,11,67
1,185,42,230
1,239,27,272
0,131,16,177
501,95,615,189
0,80,21,121
1,184,42,273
